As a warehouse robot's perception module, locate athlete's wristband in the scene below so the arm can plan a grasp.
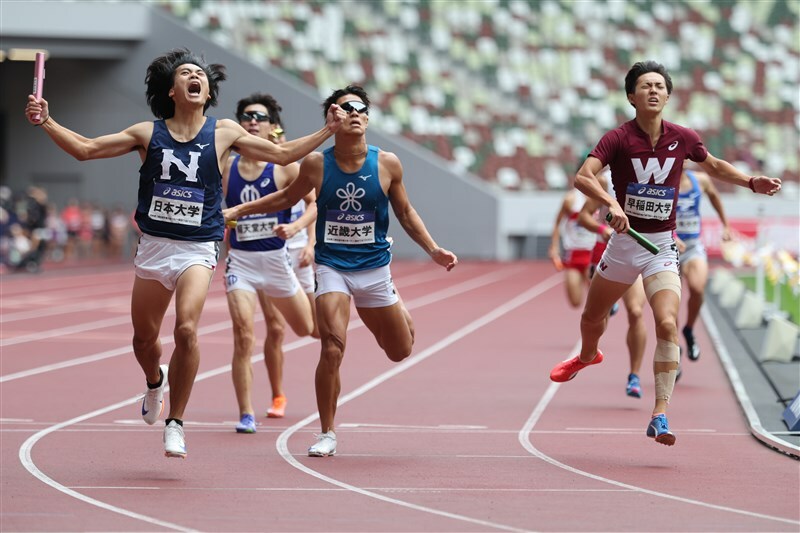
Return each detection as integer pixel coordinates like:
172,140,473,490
748,176,756,193
597,224,609,235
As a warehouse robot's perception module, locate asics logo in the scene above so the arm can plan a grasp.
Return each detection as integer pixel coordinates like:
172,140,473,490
668,141,679,151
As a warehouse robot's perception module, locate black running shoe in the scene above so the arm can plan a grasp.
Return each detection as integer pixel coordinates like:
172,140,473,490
683,326,700,361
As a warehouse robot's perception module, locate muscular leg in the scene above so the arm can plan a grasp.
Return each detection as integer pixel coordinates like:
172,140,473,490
579,274,632,362
682,257,708,330
227,289,258,416
357,297,415,363
306,290,320,339
166,264,214,420
131,277,173,384
260,296,287,400
623,277,647,375
564,268,587,309
645,274,681,417
315,292,351,433
260,290,313,399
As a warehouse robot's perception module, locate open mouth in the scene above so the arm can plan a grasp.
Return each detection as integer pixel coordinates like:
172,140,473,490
188,81,202,95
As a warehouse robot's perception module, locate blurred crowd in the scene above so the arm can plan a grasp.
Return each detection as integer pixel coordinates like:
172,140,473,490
160,0,798,191
0,185,138,274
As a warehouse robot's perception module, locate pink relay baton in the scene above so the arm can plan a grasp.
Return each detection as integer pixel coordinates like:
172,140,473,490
32,52,45,122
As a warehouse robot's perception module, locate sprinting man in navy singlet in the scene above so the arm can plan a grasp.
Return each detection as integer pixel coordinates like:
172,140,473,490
223,93,319,433
26,48,345,459
223,85,458,457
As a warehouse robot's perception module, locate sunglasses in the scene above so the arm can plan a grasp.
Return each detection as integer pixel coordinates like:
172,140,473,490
340,100,369,114
238,111,271,123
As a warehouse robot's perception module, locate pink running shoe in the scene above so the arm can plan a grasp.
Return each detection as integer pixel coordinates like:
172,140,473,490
550,350,604,382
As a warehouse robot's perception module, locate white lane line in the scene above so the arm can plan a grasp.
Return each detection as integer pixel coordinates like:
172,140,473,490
519,383,800,526
1,267,518,380
338,423,488,430
69,485,632,493
701,305,800,457
275,274,562,533
1,295,131,323
0,316,133,347
0,297,229,350
19,397,196,533
18,265,526,531
0,318,235,383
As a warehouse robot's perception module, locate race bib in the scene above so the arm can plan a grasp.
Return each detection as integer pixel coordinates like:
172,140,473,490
624,183,674,221
324,210,376,245
234,215,279,242
676,215,700,234
148,183,204,226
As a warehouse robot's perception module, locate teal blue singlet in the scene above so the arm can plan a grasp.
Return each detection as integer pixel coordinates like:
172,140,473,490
314,145,391,271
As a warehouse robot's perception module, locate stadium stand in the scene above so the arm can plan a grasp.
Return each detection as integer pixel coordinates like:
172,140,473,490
157,0,798,191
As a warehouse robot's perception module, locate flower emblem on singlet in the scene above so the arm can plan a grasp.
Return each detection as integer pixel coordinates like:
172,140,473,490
336,182,365,211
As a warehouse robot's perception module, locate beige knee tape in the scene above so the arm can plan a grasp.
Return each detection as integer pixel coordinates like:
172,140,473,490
654,338,680,402
643,271,682,302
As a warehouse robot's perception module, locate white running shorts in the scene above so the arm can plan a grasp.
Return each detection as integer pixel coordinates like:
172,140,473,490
595,231,679,285
225,247,300,298
134,234,218,291
679,238,707,266
289,247,315,293
315,263,398,308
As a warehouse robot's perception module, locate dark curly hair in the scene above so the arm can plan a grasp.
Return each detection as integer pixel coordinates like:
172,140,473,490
624,60,673,106
322,84,370,120
145,48,226,119
235,93,282,125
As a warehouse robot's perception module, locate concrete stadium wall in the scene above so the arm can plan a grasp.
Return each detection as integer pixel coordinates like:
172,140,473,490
0,2,502,260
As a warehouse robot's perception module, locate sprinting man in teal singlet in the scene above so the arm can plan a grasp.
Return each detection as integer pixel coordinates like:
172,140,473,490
223,85,458,457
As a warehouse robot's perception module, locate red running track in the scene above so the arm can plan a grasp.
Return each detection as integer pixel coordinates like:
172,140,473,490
1,261,798,532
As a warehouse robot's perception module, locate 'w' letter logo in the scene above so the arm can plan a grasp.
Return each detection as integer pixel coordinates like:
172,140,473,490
631,157,675,184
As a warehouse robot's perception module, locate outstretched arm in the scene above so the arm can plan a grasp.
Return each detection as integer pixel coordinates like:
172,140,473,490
385,153,457,271
226,105,345,166
223,153,319,223
577,196,613,242
26,96,149,161
274,162,318,241
696,153,781,196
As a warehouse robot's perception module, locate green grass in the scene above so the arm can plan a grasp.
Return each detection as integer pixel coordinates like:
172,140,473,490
739,275,800,325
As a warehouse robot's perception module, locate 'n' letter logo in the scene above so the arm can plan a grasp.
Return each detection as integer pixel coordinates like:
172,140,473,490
160,149,201,182
631,157,675,184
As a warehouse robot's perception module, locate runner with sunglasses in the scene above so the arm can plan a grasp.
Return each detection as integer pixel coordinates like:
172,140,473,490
223,93,320,433
25,48,345,459
548,60,781,447
223,84,458,457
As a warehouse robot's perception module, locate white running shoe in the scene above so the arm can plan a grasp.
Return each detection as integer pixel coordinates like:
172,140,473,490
141,364,168,425
163,420,186,458
308,431,337,457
